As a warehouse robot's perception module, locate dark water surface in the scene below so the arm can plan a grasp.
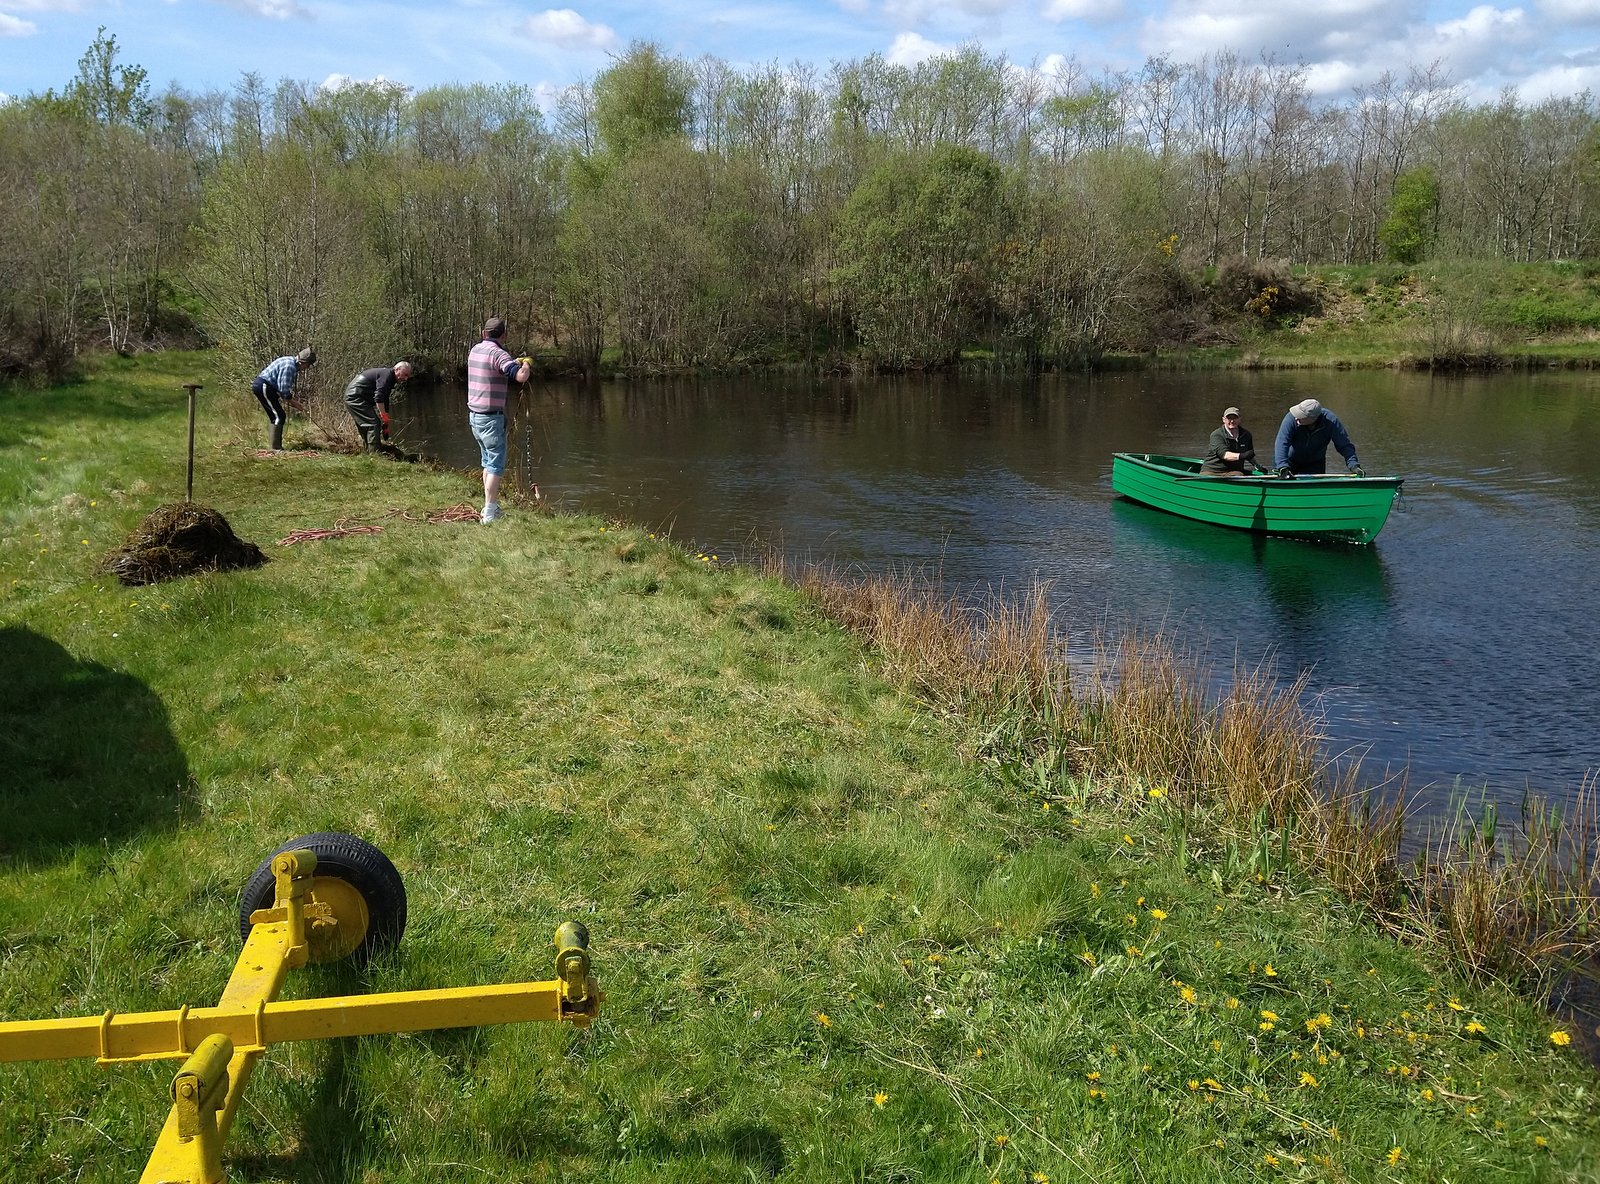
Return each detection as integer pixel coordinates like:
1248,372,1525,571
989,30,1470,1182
397,368,1598,809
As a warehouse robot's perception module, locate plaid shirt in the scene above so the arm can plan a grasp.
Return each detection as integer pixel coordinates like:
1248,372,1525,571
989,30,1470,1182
257,355,301,395
466,339,520,413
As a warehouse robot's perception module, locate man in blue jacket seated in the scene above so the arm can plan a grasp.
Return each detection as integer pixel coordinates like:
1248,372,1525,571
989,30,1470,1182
1273,398,1364,478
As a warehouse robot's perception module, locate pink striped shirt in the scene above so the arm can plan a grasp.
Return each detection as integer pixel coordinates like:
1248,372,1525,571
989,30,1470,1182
466,339,519,412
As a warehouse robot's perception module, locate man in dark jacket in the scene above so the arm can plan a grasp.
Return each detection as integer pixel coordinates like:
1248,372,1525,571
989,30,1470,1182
343,361,414,450
1201,406,1255,474
1272,398,1363,477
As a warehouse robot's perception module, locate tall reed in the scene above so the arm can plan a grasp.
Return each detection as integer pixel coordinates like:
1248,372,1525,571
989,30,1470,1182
772,558,1599,991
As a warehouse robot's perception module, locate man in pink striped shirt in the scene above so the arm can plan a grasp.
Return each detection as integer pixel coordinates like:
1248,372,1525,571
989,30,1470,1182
466,316,531,523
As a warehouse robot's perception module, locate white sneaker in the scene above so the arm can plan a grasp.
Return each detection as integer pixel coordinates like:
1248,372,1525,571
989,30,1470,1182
480,502,502,524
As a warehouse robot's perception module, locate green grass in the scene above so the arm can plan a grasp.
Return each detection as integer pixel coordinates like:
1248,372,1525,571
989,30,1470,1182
2,353,1597,1182
1208,260,1600,369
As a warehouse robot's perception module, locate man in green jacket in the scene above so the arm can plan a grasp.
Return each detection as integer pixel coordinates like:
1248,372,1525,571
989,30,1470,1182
1201,406,1255,474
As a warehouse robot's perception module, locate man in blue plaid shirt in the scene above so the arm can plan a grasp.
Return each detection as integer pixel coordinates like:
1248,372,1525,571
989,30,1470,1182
252,347,316,450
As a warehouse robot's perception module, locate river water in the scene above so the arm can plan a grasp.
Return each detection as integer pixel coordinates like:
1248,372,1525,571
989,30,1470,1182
396,368,1598,811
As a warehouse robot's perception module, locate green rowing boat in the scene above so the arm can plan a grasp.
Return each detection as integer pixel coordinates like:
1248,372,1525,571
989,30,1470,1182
1111,453,1404,544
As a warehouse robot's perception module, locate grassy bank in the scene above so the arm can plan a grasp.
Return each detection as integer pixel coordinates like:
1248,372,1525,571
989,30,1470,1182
2,354,1597,1182
1163,260,1600,370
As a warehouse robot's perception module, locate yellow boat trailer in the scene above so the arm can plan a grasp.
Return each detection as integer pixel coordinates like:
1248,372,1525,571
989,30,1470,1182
0,834,600,1183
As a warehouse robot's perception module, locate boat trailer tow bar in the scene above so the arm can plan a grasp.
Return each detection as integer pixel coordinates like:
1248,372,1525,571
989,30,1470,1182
0,834,601,1183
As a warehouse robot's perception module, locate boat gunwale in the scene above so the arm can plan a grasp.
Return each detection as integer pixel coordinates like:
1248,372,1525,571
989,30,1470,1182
1112,452,1404,490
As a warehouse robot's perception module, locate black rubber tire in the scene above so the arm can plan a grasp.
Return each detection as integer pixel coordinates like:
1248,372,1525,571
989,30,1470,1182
238,832,407,963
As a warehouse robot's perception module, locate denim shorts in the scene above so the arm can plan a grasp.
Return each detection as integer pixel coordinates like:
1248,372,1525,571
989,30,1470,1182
469,411,507,475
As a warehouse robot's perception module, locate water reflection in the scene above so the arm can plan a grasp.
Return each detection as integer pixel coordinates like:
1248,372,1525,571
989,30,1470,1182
1109,498,1393,623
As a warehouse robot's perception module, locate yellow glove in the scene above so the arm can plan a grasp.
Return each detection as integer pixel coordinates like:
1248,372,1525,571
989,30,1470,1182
516,356,534,368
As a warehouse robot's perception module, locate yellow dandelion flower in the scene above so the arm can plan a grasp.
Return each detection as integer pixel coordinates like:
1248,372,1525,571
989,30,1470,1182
1086,1071,1101,1081
874,1092,888,1107
1447,998,1465,1011
1179,985,1198,1004
1464,1021,1486,1035
1420,1089,1434,1101
1150,908,1168,922
1264,1154,1279,1166
1550,1030,1572,1047
1260,1010,1280,1022
1535,1135,1549,1148
1386,1148,1403,1165
1226,997,1240,1009
815,1012,831,1028
1263,963,1277,977
1214,1138,1226,1148
1204,1078,1223,1091
1149,786,1165,798
1299,1071,1319,1087
994,1134,1009,1147
1123,834,1134,845
1306,1013,1332,1033
1033,1173,1050,1184
1088,1087,1104,1100
1260,1022,1276,1032
1125,944,1142,957
1125,913,1138,927
1078,950,1096,967
973,1047,984,1058
1188,1079,1200,1090
1089,882,1101,898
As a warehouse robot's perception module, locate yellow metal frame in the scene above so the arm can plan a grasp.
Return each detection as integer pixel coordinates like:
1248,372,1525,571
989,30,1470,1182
0,849,601,1184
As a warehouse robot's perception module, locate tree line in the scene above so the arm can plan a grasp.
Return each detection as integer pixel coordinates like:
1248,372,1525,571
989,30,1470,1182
3,30,1599,387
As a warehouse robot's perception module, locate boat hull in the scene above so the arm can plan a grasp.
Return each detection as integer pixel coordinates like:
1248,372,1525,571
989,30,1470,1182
1111,453,1403,544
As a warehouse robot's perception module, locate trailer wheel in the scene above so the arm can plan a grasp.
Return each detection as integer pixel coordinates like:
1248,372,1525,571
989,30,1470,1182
239,833,407,964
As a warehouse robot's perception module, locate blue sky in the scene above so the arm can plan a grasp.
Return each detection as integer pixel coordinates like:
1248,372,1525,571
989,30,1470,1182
4,0,1600,110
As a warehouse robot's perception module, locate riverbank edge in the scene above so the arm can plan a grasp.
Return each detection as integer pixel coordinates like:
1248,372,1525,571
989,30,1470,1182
2,351,1597,1179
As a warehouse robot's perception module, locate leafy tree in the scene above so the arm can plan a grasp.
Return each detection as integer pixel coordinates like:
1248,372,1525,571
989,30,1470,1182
593,43,692,160
833,145,1007,368
1379,165,1438,263
68,27,152,129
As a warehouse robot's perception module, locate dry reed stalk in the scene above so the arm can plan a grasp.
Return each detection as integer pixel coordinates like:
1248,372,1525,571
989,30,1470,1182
773,557,1600,991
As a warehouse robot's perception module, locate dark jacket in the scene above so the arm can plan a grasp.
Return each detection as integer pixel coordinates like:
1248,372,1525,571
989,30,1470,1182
1273,409,1358,473
1201,424,1255,473
345,366,402,408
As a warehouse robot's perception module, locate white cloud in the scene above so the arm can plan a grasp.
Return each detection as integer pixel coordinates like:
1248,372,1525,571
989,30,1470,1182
1536,0,1600,20
1515,60,1600,97
1303,59,1364,94
1043,0,1125,22
208,0,311,18
0,0,84,11
886,30,955,64
1141,0,1420,64
0,12,37,35
523,8,617,50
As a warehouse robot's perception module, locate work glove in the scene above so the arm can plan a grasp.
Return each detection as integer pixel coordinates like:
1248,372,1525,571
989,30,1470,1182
379,408,392,439
1275,466,1295,479
1351,465,1365,478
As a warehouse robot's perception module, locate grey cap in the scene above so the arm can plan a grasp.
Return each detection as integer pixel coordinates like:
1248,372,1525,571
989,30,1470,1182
1291,398,1321,421
1223,406,1241,417
483,317,507,339
296,347,316,366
